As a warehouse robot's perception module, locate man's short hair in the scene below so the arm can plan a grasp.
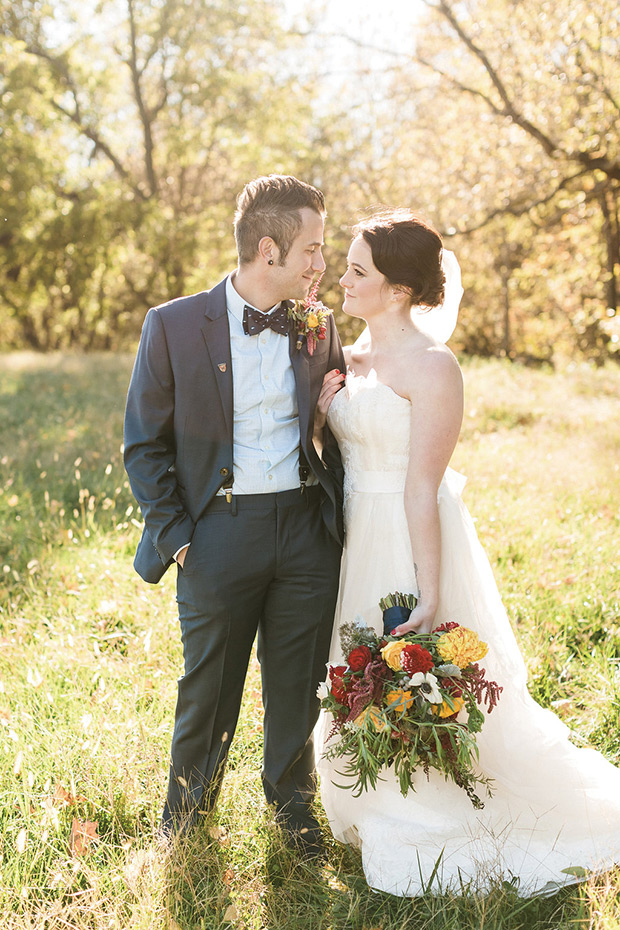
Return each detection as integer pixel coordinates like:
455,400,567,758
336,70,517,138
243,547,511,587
234,175,326,265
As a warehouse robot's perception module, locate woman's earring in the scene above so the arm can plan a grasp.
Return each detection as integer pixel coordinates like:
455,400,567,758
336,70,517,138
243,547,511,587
268,259,274,265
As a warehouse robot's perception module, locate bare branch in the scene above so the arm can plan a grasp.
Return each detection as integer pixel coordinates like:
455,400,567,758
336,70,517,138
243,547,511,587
291,29,412,61
126,0,158,197
413,53,507,116
453,173,611,236
427,0,563,158
422,1,620,181
19,42,148,198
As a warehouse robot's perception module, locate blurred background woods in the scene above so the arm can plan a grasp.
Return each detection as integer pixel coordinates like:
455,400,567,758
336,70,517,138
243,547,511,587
1,0,619,363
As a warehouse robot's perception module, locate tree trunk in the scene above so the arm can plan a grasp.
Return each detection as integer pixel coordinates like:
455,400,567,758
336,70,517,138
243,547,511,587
601,188,619,315
500,265,511,358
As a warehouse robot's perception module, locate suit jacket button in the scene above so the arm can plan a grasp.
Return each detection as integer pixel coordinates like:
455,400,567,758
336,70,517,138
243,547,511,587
220,466,229,476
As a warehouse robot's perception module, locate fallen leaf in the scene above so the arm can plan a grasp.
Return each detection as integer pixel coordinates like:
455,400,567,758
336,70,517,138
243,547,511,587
561,866,588,878
16,828,27,854
223,868,235,886
69,818,99,856
53,785,75,806
222,904,238,922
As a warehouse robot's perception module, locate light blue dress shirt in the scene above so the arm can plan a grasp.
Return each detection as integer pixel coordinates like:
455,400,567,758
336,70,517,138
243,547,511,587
224,273,304,494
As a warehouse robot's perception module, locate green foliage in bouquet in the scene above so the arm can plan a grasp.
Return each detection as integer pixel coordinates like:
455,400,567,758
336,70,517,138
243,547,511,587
319,599,503,809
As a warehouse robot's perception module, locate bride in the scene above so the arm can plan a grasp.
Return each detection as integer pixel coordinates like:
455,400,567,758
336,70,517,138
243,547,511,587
314,210,620,897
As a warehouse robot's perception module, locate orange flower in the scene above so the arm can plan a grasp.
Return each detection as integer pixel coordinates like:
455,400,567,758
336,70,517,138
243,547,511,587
432,695,465,717
354,705,388,732
436,628,488,669
385,689,415,713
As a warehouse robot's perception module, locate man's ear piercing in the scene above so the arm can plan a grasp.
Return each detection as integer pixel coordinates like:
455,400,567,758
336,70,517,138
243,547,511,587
268,259,274,265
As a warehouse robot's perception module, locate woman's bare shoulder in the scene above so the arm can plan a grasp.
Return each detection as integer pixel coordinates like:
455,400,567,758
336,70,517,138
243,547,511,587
402,341,463,400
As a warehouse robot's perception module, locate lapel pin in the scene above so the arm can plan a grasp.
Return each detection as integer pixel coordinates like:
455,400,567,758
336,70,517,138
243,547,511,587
218,363,227,372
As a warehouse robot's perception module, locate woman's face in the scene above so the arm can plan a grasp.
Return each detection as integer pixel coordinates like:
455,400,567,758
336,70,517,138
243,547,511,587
339,236,393,319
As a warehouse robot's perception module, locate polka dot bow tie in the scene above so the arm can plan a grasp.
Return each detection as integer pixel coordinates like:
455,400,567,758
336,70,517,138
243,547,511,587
242,303,290,337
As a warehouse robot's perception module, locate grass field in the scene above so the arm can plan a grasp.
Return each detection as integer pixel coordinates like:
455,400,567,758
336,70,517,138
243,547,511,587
0,352,619,929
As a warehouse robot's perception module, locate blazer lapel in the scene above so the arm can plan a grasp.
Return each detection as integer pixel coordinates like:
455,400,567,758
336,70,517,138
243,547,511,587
201,277,233,440
288,312,312,446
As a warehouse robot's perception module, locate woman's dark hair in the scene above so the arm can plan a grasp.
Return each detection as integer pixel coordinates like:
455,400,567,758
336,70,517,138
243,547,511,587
355,210,445,307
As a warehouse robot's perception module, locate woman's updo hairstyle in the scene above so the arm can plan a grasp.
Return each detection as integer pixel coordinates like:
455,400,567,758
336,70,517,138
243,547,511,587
355,210,445,308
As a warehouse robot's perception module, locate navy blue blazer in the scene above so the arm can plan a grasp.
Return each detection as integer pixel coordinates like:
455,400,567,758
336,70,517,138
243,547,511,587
123,276,345,583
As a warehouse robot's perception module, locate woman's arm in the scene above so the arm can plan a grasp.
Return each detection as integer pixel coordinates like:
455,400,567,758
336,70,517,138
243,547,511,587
313,344,350,448
391,346,463,635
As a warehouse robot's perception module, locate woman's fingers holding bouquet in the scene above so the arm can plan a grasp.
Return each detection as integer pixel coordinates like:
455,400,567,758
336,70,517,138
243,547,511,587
391,604,436,636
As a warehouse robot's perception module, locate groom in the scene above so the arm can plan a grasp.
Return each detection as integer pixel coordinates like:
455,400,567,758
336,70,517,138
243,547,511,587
123,175,344,855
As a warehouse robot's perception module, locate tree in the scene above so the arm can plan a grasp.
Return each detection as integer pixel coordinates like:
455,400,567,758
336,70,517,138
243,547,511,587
409,0,620,360
308,0,620,361
0,0,320,349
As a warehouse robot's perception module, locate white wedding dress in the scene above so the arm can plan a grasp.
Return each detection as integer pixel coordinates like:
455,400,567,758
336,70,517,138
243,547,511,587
316,369,620,897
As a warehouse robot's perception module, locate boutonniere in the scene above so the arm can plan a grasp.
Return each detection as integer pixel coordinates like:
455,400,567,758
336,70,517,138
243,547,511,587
287,274,333,355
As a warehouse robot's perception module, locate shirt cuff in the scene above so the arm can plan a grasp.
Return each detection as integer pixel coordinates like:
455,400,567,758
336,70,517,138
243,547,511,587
173,543,191,561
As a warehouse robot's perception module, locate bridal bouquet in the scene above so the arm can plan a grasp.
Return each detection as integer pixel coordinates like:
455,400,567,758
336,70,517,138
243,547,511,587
318,593,503,809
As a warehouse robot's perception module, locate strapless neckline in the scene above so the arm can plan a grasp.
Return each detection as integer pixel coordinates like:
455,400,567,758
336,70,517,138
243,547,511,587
341,369,411,406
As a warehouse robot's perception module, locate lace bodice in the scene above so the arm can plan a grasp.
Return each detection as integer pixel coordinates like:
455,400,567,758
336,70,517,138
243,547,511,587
327,371,411,500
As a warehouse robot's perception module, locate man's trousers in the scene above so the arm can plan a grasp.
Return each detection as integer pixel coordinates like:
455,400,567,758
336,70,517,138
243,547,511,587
161,485,342,834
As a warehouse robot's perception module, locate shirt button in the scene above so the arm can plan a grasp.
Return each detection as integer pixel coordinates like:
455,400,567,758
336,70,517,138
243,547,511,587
268,475,273,481
220,467,229,476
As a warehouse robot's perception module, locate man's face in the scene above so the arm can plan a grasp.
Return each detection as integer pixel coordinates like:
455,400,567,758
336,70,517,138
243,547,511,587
271,207,326,301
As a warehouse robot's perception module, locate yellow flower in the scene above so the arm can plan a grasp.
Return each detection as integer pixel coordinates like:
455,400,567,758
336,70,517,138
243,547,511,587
381,641,407,671
385,689,414,713
436,628,488,669
431,695,465,717
306,312,319,329
354,705,388,732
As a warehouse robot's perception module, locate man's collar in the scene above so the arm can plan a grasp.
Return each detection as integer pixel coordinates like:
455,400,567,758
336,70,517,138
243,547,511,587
226,273,281,322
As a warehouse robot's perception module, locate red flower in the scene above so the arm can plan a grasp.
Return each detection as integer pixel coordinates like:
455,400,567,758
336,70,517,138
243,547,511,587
347,645,373,671
329,665,348,704
401,643,434,674
434,621,460,634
